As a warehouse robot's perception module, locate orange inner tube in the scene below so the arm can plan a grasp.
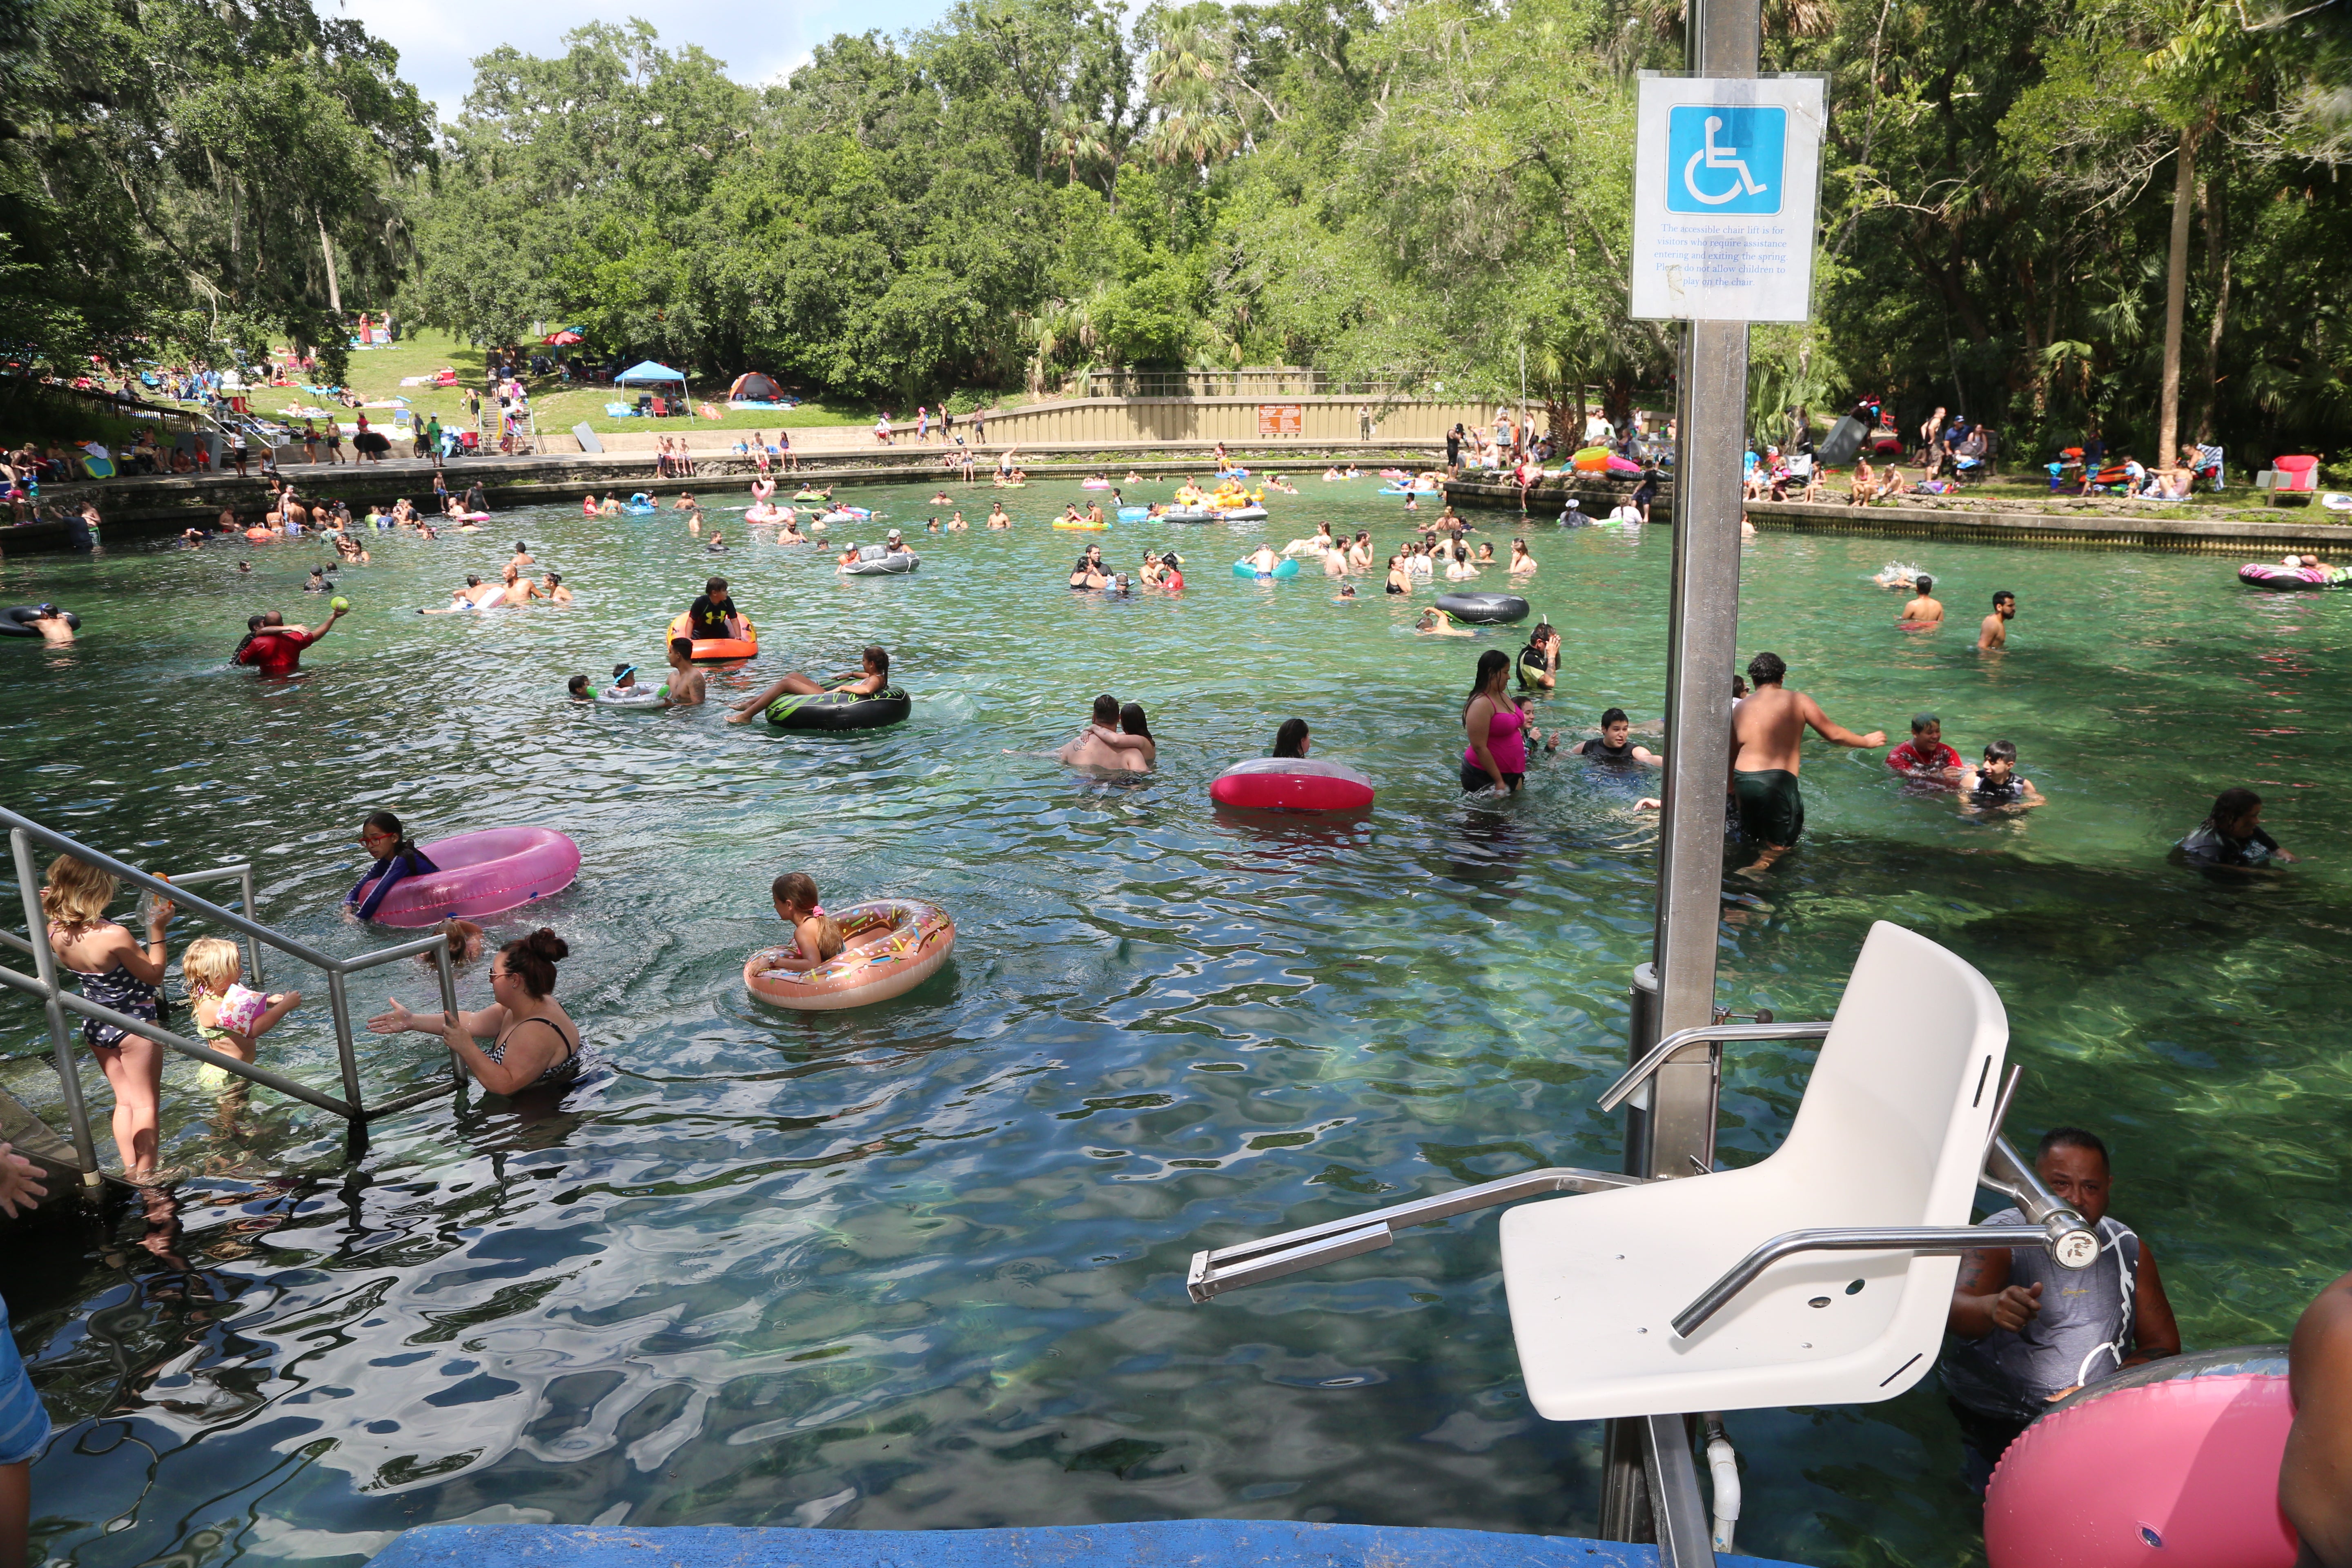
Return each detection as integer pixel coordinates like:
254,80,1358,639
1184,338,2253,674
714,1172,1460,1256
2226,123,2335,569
667,612,758,662
743,900,955,1011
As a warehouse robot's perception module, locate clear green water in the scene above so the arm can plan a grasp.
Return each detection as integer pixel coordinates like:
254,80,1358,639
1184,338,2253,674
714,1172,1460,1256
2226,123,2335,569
4,482,2349,1566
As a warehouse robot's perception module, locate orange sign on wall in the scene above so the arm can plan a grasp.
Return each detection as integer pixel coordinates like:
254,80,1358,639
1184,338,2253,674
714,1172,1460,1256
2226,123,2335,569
1256,403,1305,437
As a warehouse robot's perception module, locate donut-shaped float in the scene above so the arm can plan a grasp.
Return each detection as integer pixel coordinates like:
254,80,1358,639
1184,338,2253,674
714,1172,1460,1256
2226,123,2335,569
244,527,275,542
766,687,911,731
743,899,955,1011
1212,504,1269,521
597,685,664,708
1436,591,1529,624
1080,479,1112,490
0,606,78,637
623,501,658,516
1053,518,1109,531
744,504,781,524
2239,562,2343,589
1211,758,1377,813
350,827,581,927
1984,1345,2298,1568
1161,508,1218,523
666,613,759,662
792,488,829,502
1234,558,1300,579
1117,506,1154,521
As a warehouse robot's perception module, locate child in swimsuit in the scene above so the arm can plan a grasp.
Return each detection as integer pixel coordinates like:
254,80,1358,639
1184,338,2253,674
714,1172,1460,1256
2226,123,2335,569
769,872,845,970
183,936,300,1089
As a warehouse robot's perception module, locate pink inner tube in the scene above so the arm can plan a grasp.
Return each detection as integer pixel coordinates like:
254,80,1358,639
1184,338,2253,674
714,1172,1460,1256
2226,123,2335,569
354,827,582,927
1210,757,1377,813
2239,562,2336,589
1984,1346,2299,1568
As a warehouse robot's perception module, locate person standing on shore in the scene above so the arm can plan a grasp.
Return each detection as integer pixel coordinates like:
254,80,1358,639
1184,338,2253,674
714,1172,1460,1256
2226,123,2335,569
1729,651,1885,873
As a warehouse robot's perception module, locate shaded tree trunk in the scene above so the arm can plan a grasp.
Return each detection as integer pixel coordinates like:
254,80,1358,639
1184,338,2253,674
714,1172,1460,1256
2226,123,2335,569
2156,122,2198,469
317,214,341,315
2196,155,2229,446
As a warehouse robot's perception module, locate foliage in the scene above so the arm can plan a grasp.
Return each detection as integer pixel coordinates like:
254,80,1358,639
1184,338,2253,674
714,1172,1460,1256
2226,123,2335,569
0,0,432,379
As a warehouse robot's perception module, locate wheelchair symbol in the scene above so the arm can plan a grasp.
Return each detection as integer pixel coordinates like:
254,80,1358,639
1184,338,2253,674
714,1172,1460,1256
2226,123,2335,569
1664,105,1785,215
1682,116,1767,206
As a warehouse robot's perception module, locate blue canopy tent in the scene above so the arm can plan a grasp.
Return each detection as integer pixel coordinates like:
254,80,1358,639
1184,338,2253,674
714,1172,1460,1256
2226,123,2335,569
614,360,690,416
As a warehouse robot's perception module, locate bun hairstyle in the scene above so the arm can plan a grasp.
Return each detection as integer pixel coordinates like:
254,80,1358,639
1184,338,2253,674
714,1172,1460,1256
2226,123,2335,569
499,928,568,998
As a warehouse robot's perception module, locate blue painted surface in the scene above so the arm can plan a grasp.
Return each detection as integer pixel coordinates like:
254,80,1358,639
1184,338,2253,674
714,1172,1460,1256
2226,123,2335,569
371,1520,1812,1568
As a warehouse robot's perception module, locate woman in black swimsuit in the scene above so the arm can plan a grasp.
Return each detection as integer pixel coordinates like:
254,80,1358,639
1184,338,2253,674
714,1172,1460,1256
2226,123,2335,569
367,928,579,1094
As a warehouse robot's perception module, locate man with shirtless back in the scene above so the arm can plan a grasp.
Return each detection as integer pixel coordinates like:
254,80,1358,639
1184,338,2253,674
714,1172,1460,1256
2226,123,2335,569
1729,651,1886,873
1979,590,2016,650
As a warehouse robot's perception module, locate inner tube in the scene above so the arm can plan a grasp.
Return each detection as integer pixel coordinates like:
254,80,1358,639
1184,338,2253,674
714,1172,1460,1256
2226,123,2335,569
1210,757,1377,813
348,827,581,927
1052,519,1109,531
743,899,955,1012
623,503,658,515
1984,1345,2295,1568
1161,508,1218,523
0,606,77,637
597,685,665,708
666,613,759,661
1080,479,1111,490
2238,562,2343,589
1234,558,1299,579
1436,591,1529,624
1116,506,1154,521
1212,504,1270,521
792,490,828,502
841,549,919,576
766,686,911,731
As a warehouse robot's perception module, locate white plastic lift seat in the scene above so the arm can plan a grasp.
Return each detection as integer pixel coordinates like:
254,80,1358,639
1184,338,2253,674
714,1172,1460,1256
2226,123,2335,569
1500,922,2008,1421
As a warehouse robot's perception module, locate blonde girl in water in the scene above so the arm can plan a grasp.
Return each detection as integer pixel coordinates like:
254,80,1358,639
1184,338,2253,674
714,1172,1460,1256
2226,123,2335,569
183,937,300,1089
769,872,844,970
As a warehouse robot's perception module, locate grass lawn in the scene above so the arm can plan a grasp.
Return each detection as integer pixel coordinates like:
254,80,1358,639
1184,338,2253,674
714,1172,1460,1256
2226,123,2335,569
322,329,869,436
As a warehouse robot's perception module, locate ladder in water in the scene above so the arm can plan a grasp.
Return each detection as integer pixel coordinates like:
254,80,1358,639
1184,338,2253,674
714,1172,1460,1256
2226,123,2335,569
0,806,467,1187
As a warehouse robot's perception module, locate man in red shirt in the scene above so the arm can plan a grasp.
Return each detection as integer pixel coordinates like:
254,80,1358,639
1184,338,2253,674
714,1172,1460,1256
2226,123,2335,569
1886,713,1962,782
236,604,344,676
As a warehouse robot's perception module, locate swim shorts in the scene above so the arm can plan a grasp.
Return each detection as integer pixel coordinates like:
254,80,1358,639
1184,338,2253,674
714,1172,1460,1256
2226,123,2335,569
1734,767,1806,846
0,1292,51,1465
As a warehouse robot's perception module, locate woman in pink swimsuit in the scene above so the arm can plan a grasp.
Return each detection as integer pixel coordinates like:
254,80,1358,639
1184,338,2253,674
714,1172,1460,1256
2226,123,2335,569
1461,649,1529,795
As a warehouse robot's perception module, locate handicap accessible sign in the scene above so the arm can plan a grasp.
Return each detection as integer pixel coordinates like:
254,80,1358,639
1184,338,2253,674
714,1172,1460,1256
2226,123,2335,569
1630,76,1825,322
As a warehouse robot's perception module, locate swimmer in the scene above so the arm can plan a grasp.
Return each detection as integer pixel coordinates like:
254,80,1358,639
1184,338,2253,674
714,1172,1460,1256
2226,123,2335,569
1508,538,1537,575
1475,541,1496,564
1730,651,1886,874
543,571,572,605
1056,693,1151,771
2175,786,2295,866
929,490,953,504
837,542,861,569
671,491,696,512
1886,713,1962,782
706,528,728,552
1577,707,1662,766
1124,470,1146,482
727,645,893,724
926,516,941,534
17,604,72,645
1245,544,1279,577
1873,561,1922,591
1069,544,1109,590
945,510,967,531
1385,556,1410,595
987,501,1012,530
767,871,847,971
1323,466,1342,481
510,540,534,568
1515,622,1561,689
1086,501,1106,526
660,635,706,706
1336,584,1357,601
1957,739,2042,812
494,564,538,606
598,494,623,517
1139,550,1166,588
1323,546,1347,579
434,918,486,964
1898,573,1944,626
420,574,498,613
777,517,809,545
1059,504,1085,526
1443,543,1480,581
2281,1267,2352,1562
604,662,653,701
1978,590,2016,650
567,674,591,700
1416,607,1473,637
183,935,300,1093
303,565,334,594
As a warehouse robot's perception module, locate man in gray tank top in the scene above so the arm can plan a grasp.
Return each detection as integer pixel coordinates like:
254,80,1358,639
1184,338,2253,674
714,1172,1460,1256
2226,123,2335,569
1941,1127,2181,1490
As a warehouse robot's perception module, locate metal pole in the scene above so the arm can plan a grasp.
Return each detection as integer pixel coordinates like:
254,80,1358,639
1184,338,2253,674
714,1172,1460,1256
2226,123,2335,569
430,941,464,1084
1608,0,1760,1537
9,830,99,1180
327,971,364,1116
240,864,262,987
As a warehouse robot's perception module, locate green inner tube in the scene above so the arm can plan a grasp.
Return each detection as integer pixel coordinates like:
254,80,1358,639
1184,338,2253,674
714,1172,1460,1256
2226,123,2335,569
766,685,912,731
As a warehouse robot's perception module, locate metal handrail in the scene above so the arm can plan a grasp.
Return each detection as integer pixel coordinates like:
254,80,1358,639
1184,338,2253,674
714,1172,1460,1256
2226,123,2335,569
1597,1020,1833,1113
1186,1165,1641,1302
1668,1218,2096,1339
1,806,464,1178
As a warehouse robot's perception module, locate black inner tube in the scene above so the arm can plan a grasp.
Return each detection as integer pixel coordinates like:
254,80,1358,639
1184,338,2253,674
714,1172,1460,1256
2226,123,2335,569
0,605,78,637
766,687,912,731
1435,592,1530,625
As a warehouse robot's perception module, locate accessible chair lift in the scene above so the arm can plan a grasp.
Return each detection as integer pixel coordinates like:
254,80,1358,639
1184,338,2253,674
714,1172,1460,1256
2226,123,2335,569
1189,922,2098,1427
